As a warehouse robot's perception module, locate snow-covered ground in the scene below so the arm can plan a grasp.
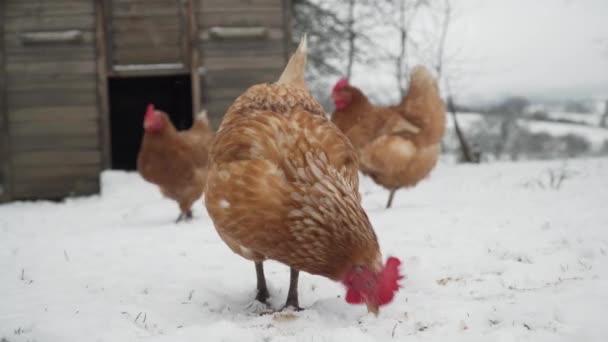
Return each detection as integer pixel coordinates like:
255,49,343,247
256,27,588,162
2,158,608,342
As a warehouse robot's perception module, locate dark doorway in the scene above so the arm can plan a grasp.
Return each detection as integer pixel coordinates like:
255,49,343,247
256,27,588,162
109,74,193,170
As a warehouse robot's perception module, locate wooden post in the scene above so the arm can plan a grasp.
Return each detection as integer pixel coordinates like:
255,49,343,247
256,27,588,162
95,0,112,170
103,0,114,72
0,0,11,202
282,0,293,62
447,96,478,163
187,0,201,117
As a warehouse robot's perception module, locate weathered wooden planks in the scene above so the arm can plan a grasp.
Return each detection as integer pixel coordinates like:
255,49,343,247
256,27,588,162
11,134,100,153
9,118,99,137
1,0,292,201
198,7,284,28
12,177,100,199
95,0,111,170
4,14,95,31
8,106,98,123
109,0,186,67
0,0,10,201
112,48,182,66
204,55,285,71
3,0,101,200
6,60,96,77
5,1,94,17
12,150,101,167
197,0,289,128
199,0,282,10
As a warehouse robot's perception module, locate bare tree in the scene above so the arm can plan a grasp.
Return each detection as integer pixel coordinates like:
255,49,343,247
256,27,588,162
391,0,426,97
431,0,477,163
291,0,346,78
602,99,608,128
345,0,355,78
433,0,450,79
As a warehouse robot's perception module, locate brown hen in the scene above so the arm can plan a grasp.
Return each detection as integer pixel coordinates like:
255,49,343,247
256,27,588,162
204,36,402,314
137,106,214,222
331,66,446,208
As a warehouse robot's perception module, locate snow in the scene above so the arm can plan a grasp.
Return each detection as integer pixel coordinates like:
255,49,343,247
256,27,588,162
538,112,603,127
445,112,608,150
523,120,608,148
2,158,608,341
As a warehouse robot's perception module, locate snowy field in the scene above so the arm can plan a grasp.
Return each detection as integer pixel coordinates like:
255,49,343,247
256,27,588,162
1,158,608,342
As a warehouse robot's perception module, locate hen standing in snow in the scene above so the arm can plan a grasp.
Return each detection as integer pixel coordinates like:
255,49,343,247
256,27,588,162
331,67,446,208
137,106,214,222
204,36,402,314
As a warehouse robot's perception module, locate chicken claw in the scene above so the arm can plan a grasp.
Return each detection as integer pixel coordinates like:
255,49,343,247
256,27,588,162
246,300,273,315
175,210,193,223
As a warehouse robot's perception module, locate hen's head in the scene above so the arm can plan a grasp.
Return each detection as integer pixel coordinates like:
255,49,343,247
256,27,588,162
143,104,164,132
342,257,403,315
331,77,352,110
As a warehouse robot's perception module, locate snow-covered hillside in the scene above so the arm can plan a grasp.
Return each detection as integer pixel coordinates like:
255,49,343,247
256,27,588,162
1,158,607,342
445,112,608,151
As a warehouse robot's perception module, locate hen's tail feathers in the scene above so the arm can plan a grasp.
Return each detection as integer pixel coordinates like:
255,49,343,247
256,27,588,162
409,65,439,95
276,34,307,89
192,109,211,130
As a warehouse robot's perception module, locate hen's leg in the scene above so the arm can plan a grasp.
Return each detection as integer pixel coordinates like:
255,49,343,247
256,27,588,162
283,268,302,310
255,261,269,303
386,189,397,209
175,209,193,223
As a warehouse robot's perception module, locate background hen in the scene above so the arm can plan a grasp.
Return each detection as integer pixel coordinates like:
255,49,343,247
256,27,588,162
137,105,214,222
331,66,446,208
204,36,402,314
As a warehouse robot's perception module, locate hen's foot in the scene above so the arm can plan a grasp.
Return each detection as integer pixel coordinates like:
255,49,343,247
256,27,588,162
246,300,272,315
175,210,193,223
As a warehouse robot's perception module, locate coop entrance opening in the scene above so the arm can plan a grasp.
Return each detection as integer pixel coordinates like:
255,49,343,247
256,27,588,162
109,74,193,170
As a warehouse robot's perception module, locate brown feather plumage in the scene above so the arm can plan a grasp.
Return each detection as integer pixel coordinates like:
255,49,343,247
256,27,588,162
331,66,446,207
137,110,214,218
205,38,383,283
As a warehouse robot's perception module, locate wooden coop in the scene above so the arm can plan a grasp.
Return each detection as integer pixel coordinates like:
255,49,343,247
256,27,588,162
0,0,292,202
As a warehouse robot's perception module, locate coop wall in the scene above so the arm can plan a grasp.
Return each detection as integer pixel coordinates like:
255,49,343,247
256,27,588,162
1,0,102,200
198,0,291,128
0,2,9,201
0,0,292,202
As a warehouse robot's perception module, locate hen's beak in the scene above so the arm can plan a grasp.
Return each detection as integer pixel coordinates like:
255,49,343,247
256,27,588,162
365,301,379,316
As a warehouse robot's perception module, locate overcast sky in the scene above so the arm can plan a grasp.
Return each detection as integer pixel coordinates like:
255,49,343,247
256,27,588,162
448,0,608,102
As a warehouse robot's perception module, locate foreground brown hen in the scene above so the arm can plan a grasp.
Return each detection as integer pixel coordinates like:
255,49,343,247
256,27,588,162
331,67,446,208
204,36,402,314
137,106,214,222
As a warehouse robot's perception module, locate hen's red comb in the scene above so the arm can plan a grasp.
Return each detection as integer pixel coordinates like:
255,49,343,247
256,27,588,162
378,257,403,305
332,77,349,92
145,103,155,118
